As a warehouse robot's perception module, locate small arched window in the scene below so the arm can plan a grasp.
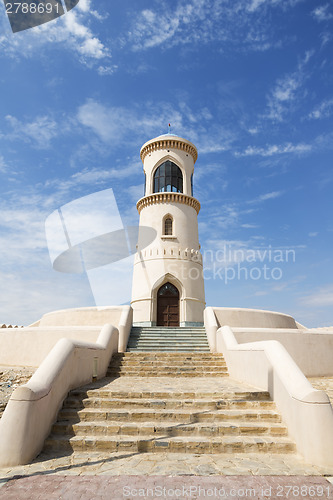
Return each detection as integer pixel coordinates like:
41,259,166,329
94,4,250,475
164,217,173,236
153,161,183,193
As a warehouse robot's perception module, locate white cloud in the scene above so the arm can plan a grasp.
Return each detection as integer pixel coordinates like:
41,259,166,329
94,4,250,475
300,285,333,307
97,65,118,76
76,98,235,154
247,191,284,204
128,0,301,53
236,142,312,157
241,223,259,228
312,4,333,22
266,51,314,121
4,114,59,149
308,98,333,120
0,1,110,68
45,163,141,196
0,155,8,173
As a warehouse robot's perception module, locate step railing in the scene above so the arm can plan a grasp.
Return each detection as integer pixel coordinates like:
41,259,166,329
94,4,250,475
216,325,333,467
0,324,119,467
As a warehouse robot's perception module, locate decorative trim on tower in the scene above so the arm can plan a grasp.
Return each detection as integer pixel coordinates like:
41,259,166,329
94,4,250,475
140,137,198,163
137,192,201,214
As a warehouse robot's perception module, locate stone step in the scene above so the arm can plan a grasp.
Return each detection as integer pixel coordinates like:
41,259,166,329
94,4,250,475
106,370,228,377
126,348,211,352
127,340,206,350
44,434,295,455
63,397,276,411
108,360,227,367
127,340,209,343
51,420,288,438
129,327,206,330
114,353,220,358
107,365,228,373
116,354,220,358
128,339,208,348
129,335,207,340
127,326,210,352
107,367,227,373
58,407,283,424
70,389,271,401
127,344,210,348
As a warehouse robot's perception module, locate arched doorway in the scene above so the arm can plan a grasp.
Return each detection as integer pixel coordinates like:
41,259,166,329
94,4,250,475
157,282,180,327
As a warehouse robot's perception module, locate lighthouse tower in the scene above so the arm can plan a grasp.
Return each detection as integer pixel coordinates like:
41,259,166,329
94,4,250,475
131,134,205,327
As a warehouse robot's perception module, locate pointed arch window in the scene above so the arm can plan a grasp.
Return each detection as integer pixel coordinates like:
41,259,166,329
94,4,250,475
153,161,183,193
164,217,173,236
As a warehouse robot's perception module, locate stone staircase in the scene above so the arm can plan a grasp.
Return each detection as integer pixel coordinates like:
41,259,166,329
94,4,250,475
126,326,210,352
107,352,228,377
43,351,296,456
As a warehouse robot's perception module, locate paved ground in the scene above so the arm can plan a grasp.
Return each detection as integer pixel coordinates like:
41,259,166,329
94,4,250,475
309,377,333,406
0,474,332,499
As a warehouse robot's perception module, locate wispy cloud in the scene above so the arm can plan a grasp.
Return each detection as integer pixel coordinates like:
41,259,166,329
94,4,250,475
247,0,304,12
300,285,333,307
0,0,110,68
312,4,333,22
308,98,333,120
265,51,314,121
44,162,141,196
0,155,8,173
236,142,312,157
76,98,236,153
247,191,284,204
241,223,259,228
128,0,300,53
4,114,59,149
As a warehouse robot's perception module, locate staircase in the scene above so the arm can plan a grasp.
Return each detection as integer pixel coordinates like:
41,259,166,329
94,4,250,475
107,352,228,377
127,326,210,352
43,351,296,456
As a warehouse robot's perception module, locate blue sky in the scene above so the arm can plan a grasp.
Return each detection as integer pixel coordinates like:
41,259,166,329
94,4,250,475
0,0,332,327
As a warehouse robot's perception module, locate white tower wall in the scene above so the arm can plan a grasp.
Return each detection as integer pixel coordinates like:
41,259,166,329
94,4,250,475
131,135,205,326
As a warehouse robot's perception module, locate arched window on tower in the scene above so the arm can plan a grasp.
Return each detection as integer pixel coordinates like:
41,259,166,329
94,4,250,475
153,161,183,193
164,217,173,236
191,173,193,196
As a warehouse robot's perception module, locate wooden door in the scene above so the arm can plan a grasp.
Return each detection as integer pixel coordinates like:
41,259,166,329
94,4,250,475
157,283,179,327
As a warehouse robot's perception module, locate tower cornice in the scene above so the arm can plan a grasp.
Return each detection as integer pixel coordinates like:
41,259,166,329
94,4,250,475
140,135,198,163
137,192,201,214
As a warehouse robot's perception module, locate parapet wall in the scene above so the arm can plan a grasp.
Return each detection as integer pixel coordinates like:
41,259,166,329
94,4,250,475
0,306,133,367
233,328,333,377
0,327,101,368
37,306,125,327
212,307,299,329
215,325,333,468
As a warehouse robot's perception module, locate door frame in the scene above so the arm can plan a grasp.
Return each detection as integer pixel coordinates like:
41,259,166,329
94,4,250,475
157,282,180,327
151,275,183,326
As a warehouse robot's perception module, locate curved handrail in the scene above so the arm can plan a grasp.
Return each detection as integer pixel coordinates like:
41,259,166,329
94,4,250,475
0,323,119,467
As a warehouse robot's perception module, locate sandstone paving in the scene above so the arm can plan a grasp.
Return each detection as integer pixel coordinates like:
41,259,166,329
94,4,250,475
308,377,333,406
1,451,333,480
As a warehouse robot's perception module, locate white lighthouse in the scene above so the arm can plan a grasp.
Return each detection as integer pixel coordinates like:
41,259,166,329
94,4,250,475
131,134,205,327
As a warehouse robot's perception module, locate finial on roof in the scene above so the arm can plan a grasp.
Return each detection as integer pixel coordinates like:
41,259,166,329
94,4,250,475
168,123,171,135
